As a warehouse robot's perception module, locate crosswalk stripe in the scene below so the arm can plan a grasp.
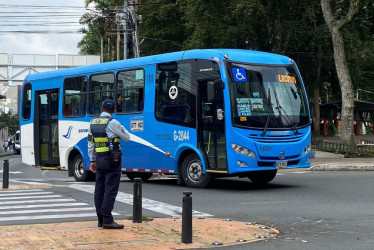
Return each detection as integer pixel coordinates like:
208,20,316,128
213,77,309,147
1,198,76,205
0,195,62,200
0,192,53,197
0,207,95,215
0,189,44,193
0,203,89,210
0,189,118,224
0,213,100,222
69,184,213,218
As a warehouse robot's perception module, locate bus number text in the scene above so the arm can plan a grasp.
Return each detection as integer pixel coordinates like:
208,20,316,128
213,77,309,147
174,130,189,141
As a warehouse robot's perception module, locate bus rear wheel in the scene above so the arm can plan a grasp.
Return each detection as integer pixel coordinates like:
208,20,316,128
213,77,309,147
182,154,211,188
126,172,153,182
247,170,277,184
73,154,94,182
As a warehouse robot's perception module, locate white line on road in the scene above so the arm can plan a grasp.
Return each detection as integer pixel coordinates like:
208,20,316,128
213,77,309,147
0,203,89,210
0,191,53,197
69,184,213,218
0,213,106,222
0,195,62,200
0,170,22,174
0,207,95,215
1,198,76,205
0,189,44,193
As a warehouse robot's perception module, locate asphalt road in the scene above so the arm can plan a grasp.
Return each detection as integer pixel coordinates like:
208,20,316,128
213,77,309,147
1,155,373,250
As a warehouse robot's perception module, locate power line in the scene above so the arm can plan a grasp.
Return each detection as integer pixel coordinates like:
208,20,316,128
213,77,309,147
0,4,89,9
0,30,84,34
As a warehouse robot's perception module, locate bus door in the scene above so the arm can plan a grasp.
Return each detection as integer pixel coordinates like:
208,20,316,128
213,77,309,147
35,89,60,166
198,80,227,172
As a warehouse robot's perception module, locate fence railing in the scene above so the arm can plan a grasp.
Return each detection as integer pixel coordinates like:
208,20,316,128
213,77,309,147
312,139,374,157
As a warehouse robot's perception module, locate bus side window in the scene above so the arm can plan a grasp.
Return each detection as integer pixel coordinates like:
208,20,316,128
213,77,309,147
63,76,87,117
89,73,115,116
117,69,144,114
156,61,196,128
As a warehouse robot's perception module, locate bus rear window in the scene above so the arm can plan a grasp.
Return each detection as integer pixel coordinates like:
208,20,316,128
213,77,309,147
22,83,32,120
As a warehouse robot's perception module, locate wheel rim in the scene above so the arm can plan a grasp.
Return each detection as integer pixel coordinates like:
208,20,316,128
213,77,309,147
74,158,84,178
187,160,204,182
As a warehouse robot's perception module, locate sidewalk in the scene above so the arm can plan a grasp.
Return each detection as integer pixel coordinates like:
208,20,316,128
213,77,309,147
310,150,374,171
0,186,279,249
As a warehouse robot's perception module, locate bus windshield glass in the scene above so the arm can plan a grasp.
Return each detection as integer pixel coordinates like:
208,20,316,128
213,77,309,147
228,62,309,129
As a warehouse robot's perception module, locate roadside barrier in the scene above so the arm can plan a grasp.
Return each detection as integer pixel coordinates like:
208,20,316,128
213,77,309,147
133,177,142,223
182,191,192,243
2,159,9,189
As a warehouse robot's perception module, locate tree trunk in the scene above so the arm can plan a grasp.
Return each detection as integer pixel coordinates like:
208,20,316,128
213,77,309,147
313,51,322,137
321,0,359,145
331,28,355,144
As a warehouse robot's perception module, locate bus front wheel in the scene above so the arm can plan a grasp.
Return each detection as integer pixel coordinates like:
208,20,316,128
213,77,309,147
247,170,277,184
182,154,211,188
73,154,94,182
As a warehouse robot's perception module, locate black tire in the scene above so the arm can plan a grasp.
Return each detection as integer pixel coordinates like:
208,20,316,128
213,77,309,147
248,170,277,184
73,154,94,181
126,172,153,182
181,154,211,188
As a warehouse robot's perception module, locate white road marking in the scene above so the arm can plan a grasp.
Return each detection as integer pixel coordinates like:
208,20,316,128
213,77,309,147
1,198,76,205
0,213,100,222
0,189,44,193
0,207,95,215
69,184,213,218
0,203,88,210
0,195,62,200
0,170,22,174
0,191,53,197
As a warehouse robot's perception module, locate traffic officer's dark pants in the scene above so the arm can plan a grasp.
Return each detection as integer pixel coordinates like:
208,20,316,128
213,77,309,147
94,152,121,225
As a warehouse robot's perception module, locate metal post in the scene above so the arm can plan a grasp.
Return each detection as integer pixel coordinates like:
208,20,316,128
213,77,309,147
123,0,128,60
133,177,142,223
182,191,192,243
2,159,9,189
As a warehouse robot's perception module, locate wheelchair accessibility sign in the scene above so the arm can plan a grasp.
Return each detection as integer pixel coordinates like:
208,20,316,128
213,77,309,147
232,68,247,82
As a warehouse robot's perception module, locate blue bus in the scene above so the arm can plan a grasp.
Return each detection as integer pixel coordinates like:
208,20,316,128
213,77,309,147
20,49,311,188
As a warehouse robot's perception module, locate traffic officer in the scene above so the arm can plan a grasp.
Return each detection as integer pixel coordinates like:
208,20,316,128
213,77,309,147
88,98,130,229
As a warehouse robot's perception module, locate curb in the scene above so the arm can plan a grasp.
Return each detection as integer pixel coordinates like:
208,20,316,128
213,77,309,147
310,164,374,171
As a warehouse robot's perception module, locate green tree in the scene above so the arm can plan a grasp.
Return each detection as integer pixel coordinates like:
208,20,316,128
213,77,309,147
0,113,19,136
79,0,126,61
138,0,185,55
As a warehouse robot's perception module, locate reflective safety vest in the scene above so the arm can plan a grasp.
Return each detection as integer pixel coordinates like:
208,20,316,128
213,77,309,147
88,117,121,154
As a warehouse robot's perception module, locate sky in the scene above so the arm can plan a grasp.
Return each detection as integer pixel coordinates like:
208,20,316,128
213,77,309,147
0,0,94,55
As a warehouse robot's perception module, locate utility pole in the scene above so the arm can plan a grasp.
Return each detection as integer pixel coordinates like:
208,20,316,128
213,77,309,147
117,23,121,61
123,0,128,60
129,0,140,58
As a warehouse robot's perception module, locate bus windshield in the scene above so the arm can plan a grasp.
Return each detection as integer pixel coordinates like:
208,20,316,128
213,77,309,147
228,62,309,130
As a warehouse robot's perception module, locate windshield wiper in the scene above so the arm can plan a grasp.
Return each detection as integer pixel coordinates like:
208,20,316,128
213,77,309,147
273,90,299,135
262,88,272,136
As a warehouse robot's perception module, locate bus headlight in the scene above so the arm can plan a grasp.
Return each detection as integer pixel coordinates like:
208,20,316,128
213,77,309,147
302,143,311,156
231,143,256,159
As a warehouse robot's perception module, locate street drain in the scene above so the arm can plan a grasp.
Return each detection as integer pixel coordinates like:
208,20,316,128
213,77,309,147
75,239,158,247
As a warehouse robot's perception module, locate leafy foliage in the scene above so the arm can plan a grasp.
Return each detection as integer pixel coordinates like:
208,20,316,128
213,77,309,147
0,112,19,135
78,0,374,135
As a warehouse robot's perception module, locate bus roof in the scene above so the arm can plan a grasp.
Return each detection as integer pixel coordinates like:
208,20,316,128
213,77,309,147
25,49,291,82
